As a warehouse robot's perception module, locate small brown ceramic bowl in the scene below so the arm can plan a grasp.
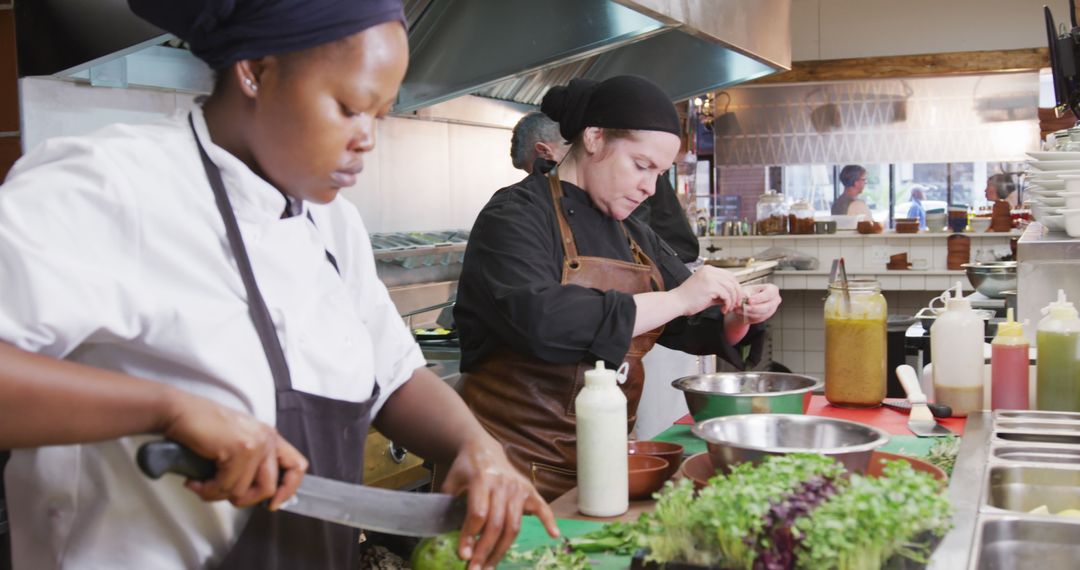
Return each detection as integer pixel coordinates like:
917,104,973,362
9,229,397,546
628,440,684,481
628,454,669,500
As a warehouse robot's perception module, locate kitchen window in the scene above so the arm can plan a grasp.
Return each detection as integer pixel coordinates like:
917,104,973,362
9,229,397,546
723,161,1027,228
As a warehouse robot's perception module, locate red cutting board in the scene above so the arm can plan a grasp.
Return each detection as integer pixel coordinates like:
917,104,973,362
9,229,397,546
675,395,966,436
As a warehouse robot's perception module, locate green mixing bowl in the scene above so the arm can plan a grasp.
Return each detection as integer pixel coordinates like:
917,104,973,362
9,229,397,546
671,372,821,421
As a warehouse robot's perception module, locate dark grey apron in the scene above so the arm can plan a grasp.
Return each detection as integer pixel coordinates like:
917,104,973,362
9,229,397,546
190,115,378,570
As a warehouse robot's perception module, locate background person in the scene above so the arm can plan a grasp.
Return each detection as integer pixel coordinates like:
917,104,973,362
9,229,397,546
832,164,872,220
509,111,700,262
0,2,556,568
985,173,1018,208
454,76,780,500
907,185,928,229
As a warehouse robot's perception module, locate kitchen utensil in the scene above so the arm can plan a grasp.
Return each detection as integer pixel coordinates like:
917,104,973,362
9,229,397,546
137,441,467,537
882,397,952,418
837,257,851,313
961,261,1017,299
691,414,889,474
627,455,669,500
671,372,820,421
897,365,954,437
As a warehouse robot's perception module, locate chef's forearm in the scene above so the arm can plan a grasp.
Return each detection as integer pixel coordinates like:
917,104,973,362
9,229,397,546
632,291,684,336
373,367,496,464
0,341,175,448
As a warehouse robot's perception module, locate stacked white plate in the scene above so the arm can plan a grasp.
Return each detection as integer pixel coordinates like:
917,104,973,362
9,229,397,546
1025,151,1080,235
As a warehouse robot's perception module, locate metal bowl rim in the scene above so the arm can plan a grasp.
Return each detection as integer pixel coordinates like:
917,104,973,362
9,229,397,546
960,262,1018,271
671,373,822,398
690,414,891,455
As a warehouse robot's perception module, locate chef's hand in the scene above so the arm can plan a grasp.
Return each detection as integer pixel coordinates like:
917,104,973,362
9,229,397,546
162,389,308,510
672,266,744,316
441,438,559,570
733,283,782,324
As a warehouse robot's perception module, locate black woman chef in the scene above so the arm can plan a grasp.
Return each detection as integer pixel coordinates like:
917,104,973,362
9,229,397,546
0,1,556,569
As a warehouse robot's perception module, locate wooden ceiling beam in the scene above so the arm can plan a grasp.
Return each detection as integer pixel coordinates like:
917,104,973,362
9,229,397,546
749,48,1049,85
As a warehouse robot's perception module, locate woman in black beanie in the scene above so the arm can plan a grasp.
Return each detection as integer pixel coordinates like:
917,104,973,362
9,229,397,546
454,76,781,499
0,1,555,568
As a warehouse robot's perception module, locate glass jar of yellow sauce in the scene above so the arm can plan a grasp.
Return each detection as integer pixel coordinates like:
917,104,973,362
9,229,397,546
824,279,887,408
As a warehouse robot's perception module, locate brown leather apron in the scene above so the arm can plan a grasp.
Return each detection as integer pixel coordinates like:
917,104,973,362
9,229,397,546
460,171,665,501
190,115,378,570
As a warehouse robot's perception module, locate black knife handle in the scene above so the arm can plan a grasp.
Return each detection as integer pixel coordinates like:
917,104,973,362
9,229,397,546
927,402,953,418
137,440,217,480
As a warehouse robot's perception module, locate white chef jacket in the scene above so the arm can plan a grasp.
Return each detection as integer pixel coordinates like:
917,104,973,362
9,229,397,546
0,105,426,569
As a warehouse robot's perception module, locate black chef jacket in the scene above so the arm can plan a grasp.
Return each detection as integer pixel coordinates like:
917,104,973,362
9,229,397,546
455,168,762,372
630,173,700,263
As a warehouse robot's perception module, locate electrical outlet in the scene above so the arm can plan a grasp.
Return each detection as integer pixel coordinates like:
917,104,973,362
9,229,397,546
869,246,891,265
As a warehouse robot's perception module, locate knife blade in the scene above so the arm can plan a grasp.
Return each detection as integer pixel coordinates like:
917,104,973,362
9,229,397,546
137,440,467,537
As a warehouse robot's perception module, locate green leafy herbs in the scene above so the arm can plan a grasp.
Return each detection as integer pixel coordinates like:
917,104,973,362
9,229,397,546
641,454,847,568
504,539,590,569
791,460,953,570
924,436,961,476
567,518,649,555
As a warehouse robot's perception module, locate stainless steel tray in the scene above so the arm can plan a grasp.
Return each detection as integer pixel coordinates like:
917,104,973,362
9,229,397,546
930,410,1080,569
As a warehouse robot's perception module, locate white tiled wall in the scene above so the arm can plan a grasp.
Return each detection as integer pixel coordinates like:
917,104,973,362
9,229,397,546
19,77,525,233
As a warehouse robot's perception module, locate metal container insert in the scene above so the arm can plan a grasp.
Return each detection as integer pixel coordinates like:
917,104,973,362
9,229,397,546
932,410,1080,569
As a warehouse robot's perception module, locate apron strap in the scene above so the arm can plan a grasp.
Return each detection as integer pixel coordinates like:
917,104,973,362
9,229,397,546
545,170,581,262
189,113,293,393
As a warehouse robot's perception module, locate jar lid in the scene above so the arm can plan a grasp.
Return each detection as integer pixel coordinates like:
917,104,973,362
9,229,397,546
759,190,784,204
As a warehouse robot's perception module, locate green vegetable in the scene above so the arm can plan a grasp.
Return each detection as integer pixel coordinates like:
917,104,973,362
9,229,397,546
505,539,590,569
410,531,466,570
791,460,953,570
924,436,961,476
641,454,847,568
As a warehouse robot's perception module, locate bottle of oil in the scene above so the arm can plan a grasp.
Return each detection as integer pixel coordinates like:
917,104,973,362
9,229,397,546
1036,290,1080,412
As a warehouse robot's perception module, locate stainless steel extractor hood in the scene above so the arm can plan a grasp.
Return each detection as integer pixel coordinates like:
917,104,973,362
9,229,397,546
16,0,790,109
399,0,791,111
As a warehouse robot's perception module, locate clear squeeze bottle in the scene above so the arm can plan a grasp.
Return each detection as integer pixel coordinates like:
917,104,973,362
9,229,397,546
1036,290,1080,412
991,308,1029,410
575,361,628,516
931,282,985,416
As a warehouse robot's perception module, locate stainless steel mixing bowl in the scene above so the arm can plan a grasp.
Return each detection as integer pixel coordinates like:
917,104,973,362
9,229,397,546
691,414,890,474
671,372,821,421
961,261,1017,299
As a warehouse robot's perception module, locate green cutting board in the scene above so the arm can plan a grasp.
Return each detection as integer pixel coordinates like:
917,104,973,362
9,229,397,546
502,516,632,569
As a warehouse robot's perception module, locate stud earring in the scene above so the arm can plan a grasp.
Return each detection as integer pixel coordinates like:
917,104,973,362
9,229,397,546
245,78,258,93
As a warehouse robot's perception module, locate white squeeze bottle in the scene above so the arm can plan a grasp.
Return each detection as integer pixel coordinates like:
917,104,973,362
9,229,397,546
576,361,629,517
931,282,985,416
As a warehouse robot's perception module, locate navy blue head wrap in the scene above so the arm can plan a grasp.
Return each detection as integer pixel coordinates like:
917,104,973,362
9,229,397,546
540,75,680,142
128,0,406,70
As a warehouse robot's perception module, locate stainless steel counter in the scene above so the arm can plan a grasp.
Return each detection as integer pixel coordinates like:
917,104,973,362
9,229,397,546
929,410,1080,569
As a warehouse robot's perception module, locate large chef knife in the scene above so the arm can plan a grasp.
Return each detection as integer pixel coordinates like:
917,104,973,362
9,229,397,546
137,440,467,537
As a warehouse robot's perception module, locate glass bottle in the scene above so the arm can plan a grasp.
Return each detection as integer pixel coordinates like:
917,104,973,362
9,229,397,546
824,279,888,407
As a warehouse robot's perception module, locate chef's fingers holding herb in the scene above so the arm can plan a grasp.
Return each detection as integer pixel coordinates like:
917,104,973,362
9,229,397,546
672,265,745,316
163,389,308,508
734,283,782,324
441,439,559,570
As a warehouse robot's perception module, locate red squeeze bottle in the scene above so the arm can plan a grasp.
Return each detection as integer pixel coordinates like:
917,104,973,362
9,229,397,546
991,308,1029,410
